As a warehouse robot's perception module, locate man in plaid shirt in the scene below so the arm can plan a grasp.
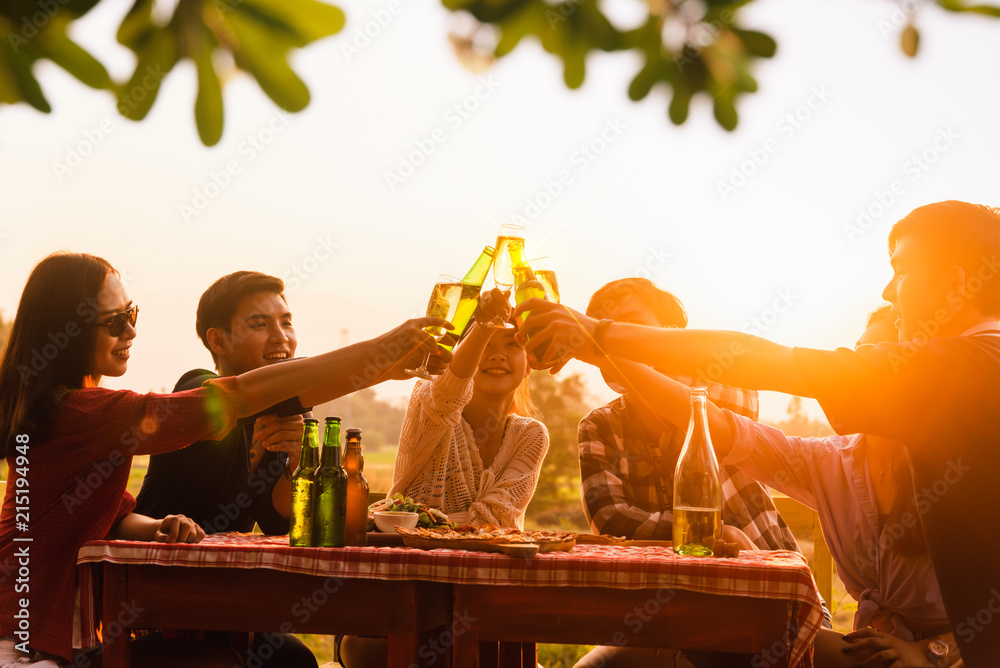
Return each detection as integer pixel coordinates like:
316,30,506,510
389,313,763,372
574,279,824,668
579,278,799,551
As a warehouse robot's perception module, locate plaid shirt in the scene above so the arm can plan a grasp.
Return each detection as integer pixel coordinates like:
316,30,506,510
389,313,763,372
578,375,799,552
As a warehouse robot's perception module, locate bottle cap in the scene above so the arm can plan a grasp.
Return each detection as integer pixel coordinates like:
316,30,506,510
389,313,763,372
346,428,362,437
304,418,319,425
325,416,341,423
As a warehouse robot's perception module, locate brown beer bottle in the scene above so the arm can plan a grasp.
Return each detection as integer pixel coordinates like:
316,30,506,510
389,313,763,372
343,428,369,546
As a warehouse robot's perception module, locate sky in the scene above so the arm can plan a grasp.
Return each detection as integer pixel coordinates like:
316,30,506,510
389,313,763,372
1,0,998,422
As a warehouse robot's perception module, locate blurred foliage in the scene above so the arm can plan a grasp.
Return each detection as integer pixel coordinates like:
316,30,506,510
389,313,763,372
524,370,593,531
0,0,344,144
765,395,834,438
312,387,406,452
3,0,999,139
443,0,1000,130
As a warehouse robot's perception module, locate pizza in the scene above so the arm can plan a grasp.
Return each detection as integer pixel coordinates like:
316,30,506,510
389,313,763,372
396,524,575,545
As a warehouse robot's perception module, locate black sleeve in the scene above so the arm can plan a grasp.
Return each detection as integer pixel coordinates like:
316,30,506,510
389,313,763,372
248,448,291,535
794,336,998,449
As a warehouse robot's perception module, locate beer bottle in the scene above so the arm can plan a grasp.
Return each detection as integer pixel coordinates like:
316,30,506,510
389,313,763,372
316,417,348,547
672,387,723,556
442,246,496,351
510,241,547,310
289,418,321,547
343,428,370,546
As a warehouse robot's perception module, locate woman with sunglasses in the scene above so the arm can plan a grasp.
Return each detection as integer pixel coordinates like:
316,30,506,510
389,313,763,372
0,252,450,667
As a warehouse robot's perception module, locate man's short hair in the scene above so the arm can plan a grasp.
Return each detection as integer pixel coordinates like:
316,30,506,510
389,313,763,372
585,278,688,328
889,201,1000,316
196,271,286,364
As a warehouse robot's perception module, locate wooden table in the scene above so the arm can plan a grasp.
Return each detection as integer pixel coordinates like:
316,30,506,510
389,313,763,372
457,585,791,667
76,535,823,668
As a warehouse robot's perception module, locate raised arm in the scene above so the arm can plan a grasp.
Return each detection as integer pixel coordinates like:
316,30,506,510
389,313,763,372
514,300,811,396
239,316,448,415
598,357,738,459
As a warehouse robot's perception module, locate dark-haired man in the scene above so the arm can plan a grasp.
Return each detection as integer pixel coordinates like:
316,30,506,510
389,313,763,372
578,278,798,552
136,271,445,668
136,271,306,536
519,201,1000,667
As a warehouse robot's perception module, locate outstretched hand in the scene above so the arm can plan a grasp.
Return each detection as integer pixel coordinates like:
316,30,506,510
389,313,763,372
376,316,454,381
473,288,512,327
513,299,602,370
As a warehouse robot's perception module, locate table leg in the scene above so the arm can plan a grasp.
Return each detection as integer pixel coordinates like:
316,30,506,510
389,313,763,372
498,641,524,668
101,564,130,668
387,583,420,668
479,642,499,668
520,642,536,667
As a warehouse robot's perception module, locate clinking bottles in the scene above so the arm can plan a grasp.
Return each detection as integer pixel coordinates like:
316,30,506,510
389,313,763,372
344,428,370,546
289,418,320,547
316,417,348,547
672,387,723,556
442,246,496,351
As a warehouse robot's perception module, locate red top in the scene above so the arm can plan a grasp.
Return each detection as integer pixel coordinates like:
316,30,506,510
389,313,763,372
0,378,239,661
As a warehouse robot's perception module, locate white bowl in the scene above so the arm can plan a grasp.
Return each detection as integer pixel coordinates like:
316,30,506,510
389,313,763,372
373,511,419,533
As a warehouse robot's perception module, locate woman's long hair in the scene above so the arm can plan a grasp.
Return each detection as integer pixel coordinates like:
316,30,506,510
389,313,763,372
0,253,117,455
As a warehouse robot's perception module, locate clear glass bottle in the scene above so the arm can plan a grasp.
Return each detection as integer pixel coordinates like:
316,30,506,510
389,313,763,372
672,387,723,556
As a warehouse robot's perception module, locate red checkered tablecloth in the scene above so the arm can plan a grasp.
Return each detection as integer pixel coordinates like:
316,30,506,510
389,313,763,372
76,534,822,666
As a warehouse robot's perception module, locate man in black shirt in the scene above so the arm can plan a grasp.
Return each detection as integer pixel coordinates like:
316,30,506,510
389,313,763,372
137,272,307,536
517,200,1000,667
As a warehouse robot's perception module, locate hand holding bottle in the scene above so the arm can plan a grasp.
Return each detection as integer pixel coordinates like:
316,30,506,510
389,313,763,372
473,288,512,328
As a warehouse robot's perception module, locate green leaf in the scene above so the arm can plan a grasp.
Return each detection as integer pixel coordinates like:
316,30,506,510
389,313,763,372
936,0,1000,17
117,0,156,50
731,28,777,58
116,28,178,120
668,83,693,125
224,9,310,111
39,30,112,89
1,40,51,112
193,28,224,146
628,60,660,101
238,0,345,43
901,23,920,57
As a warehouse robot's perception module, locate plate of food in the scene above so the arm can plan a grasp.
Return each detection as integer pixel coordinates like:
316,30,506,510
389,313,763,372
396,524,576,557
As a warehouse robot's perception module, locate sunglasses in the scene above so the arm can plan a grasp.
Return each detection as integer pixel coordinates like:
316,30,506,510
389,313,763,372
96,305,139,337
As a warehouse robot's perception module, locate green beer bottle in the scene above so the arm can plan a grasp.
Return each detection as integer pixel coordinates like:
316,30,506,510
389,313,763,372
289,418,320,547
510,242,547,318
316,417,348,547
442,245,496,351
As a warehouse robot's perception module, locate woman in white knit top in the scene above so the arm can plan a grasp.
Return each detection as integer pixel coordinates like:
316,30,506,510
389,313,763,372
388,288,549,529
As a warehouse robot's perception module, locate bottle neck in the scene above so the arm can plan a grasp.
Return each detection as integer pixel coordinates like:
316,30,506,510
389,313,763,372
321,445,342,467
299,426,320,468
344,442,363,471
463,246,495,287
